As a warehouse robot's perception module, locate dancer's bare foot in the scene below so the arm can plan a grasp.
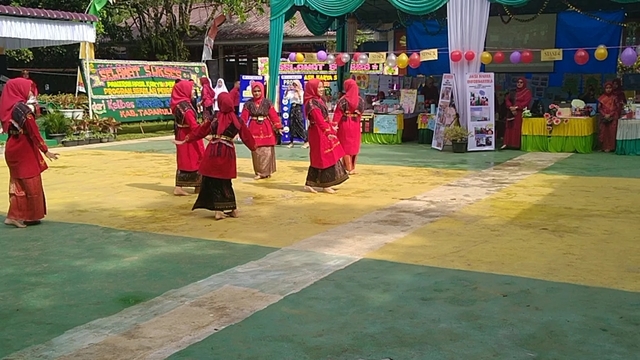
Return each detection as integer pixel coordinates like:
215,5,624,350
349,170,357,175
214,211,227,220
4,218,26,228
174,187,189,196
500,145,507,150
254,175,270,180
301,142,309,149
287,143,294,148
323,187,336,194
304,185,318,193
229,209,239,218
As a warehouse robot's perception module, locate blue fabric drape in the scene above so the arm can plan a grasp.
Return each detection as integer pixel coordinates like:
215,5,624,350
406,20,450,76
549,10,624,87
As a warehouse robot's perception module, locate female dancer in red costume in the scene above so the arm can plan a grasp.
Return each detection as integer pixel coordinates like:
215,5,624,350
199,77,215,120
303,79,349,193
174,93,256,220
170,80,205,195
597,82,621,152
1,78,59,228
334,79,365,174
240,82,282,180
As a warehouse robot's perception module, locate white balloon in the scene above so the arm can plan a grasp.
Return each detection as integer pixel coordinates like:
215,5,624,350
326,54,336,64
358,53,369,64
386,53,397,67
341,53,351,63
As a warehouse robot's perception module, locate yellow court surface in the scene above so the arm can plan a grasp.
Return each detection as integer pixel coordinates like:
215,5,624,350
367,173,640,292
0,149,468,248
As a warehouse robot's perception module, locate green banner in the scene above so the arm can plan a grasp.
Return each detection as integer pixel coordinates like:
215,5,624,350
82,59,208,123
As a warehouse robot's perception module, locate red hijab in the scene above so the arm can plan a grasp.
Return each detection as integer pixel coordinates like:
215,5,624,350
598,82,617,114
200,77,214,98
342,79,360,111
215,92,242,134
251,82,265,104
170,80,193,111
515,77,532,107
0,78,32,131
304,78,324,108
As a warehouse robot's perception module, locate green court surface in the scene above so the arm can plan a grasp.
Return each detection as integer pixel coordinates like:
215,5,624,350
0,222,273,358
1,140,639,359
169,260,640,360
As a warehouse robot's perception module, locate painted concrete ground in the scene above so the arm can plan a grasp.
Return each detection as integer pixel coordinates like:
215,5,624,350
1,138,639,359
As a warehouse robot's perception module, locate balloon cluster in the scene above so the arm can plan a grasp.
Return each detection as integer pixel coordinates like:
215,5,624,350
384,53,421,69
451,45,614,66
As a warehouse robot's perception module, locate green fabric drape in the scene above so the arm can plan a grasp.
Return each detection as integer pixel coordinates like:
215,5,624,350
521,135,596,154
286,8,336,36
387,0,449,15
362,131,403,145
616,139,640,155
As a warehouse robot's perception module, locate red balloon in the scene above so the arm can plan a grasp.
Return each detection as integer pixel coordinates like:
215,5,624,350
353,52,361,61
521,50,533,64
574,49,589,65
409,53,421,68
336,56,345,66
464,51,475,61
451,50,463,62
493,51,505,64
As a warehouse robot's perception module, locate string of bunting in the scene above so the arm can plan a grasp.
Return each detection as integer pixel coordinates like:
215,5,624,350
285,44,640,69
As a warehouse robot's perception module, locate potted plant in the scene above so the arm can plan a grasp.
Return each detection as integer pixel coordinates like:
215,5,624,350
61,135,79,147
444,126,471,153
56,94,77,118
73,95,89,119
38,111,71,144
99,117,122,140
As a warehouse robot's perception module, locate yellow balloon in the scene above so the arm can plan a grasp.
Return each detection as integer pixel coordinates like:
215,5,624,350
295,53,305,62
594,47,608,61
480,51,493,65
397,53,409,69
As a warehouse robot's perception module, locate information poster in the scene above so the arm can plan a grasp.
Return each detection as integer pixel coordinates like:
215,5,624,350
279,74,305,144
82,59,208,123
239,75,264,115
466,72,495,151
373,114,398,135
431,73,457,150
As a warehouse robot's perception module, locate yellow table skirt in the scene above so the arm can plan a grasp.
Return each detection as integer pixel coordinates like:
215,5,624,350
522,117,597,137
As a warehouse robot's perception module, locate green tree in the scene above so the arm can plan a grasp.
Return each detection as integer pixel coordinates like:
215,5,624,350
103,0,268,61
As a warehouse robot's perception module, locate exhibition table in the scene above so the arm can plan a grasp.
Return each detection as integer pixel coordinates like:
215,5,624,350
361,113,404,145
417,113,435,144
615,119,640,155
521,116,596,154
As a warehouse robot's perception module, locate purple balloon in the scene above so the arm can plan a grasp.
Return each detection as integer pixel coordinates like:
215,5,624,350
317,50,327,62
288,52,296,62
510,51,521,64
620,47,638,67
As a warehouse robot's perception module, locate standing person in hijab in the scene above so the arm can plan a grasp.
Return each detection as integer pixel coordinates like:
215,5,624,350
229,80,241,114
612,78,626,106
240,82,283,180
213,78,228,112
597,82,621,153
199,77,215,120
285,79,308,148
303,79,349,193
170,80,205,196
502,77,532,150
1,78,59,228
173,93,257,220
334,79,365,175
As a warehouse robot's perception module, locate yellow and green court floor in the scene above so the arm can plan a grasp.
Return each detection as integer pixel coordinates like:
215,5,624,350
1,139,639,359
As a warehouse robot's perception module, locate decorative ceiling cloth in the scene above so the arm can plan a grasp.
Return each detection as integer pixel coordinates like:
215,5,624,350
0,15,96,50
0,5,96,50
267,0,640,102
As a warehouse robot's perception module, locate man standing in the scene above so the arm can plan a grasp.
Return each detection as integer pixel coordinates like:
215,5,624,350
229,80,240,114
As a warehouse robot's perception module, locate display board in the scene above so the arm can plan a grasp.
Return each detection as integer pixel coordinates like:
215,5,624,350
465,73,496,151
432,73,458,150
279,74,306,144
82,59,209,122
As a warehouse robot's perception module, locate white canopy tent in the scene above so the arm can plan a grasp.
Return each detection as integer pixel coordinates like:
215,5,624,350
0,5,96,50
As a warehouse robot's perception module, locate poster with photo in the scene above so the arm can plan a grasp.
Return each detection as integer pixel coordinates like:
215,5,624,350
431,73,457,151
279,74,305,144
466,72,495,152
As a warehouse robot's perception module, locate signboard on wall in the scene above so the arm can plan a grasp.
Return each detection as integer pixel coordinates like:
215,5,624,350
82,59,208,123
432,73,458,151
279,74,305,144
